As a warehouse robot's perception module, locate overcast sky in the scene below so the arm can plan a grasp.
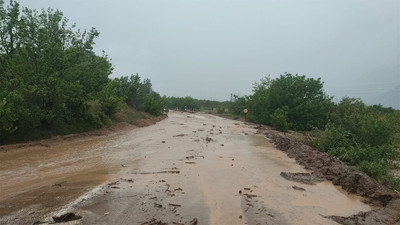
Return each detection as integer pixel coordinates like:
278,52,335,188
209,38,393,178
15,0,400,107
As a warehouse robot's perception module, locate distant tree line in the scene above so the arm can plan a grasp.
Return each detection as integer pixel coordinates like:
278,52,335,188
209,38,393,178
0,1,164,143
224,72,400,190
165,96,220,111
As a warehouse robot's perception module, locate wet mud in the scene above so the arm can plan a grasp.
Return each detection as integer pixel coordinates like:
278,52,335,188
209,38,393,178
280,172,324,185
256,124,400,224
0,112,381,224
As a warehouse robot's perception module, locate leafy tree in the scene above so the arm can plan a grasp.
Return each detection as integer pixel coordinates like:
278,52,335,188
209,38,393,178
0,1,112,143
165,96,200,111
270,107,290,132
113,74,164,114
142,92,165,116
247,73,333,130
0,1,166,144
230,95,250,116
329,97,399,147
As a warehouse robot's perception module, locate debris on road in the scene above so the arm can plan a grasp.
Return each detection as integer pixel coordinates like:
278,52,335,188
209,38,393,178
292,185,306,191
141,218,168,225
52,212,82,223
132,170,180,175
280,172,323,185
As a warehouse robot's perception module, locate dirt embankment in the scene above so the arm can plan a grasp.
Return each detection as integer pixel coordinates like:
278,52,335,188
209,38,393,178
0,114,167,153
256,124,400,224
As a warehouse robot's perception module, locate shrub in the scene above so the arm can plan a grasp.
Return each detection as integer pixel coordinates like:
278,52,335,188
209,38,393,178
270,107,290,132
247,73,333,130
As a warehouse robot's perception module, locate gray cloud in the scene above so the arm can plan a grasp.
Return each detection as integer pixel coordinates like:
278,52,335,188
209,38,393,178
15,0,400,107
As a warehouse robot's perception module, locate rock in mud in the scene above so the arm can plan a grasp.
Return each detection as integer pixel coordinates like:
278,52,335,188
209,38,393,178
52,212,82,223
190,218,198,225
280,172,324,185
141,218,168,225
292,185,306,191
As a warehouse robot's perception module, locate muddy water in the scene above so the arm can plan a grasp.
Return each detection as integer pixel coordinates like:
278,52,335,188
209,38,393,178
0,111,372,225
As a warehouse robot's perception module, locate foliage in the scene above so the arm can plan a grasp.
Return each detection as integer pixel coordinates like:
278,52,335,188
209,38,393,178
0,1,164,143
142,92,165,116
165,96,223,112
310,97,400,190
230,95,250,116
165,96,200,111
197,99,221,111
328,97,399,147
270,107,290,132
243,73,333,130
216,101,231,114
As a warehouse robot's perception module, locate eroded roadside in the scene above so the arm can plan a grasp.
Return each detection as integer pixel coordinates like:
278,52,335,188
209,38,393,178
0,112,383,225
256,124,400,224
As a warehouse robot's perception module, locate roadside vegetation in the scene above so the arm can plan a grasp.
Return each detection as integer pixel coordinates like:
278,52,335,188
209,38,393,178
220,72,400,191
0,1,165,144
165,96,220,112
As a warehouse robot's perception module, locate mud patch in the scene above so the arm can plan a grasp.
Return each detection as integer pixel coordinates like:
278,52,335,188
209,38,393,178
280,172,324,185
240,188,290,225
327,198,400,225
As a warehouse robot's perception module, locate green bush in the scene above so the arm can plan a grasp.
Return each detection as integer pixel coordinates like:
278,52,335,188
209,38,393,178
142,92,165,116
245,73,333,130
312,124,353,151
270,107,290,132
329,97,399,147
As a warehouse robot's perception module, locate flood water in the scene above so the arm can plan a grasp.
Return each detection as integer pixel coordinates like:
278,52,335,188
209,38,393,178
0,111,372,225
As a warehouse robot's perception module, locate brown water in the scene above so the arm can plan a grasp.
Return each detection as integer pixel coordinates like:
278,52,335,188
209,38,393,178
0,111,372,225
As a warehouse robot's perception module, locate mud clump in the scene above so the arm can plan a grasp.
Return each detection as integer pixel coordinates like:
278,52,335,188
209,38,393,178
328,199,400,225
292,185,306,191
52,212,82,223
280,172,323,185
141,218,168,225
190,218,198,225
256,125,400,223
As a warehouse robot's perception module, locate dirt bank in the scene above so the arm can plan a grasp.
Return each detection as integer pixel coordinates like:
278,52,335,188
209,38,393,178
0,114,167,153
256,124,400,224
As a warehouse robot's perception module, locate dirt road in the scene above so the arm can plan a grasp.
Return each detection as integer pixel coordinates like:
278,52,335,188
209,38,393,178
0,111,374,224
